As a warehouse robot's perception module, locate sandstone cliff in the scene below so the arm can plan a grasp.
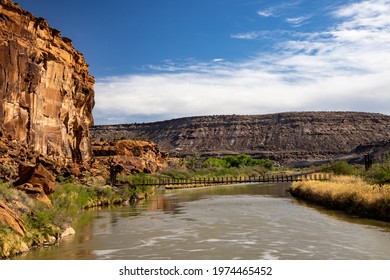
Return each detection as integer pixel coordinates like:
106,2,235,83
0,1,96,258
0,0,95,165
91,112,390,165
92,140,168,174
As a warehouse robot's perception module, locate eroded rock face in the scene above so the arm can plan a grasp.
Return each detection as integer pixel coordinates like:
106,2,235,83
91,112,390,165
0,201,26,236
14,163,55,195
15,183,51,207
0,0,95,165
92,140,168,174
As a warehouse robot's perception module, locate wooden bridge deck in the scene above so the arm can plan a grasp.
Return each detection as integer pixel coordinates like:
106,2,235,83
127,173,331,189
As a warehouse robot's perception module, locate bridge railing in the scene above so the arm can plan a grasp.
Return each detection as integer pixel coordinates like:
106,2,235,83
128,173,331,188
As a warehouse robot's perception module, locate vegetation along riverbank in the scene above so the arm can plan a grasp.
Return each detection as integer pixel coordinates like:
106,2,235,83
290,160,390,222
125,154,275,184
0,180,154,258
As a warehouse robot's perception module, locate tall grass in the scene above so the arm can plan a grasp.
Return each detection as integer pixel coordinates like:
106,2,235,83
290,176,390,221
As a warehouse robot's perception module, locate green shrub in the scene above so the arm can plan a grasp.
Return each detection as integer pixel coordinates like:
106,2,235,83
202,158,229,168
365,159,390,187
207,154,274,169
24,183,116,233
327,161,355,175
0,183,13,201
0,183,32,208
158,169,192,179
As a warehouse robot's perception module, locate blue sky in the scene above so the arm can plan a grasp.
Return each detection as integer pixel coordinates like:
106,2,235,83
15,0,390,124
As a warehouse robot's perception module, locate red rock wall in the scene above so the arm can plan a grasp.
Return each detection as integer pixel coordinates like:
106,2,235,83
0,0,94,164
92,140,168,174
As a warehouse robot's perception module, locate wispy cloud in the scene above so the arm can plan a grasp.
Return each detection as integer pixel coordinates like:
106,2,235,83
257,9,274,17
94,0,390,124
286,15,311,27
230,30,270,40
257,1,303,18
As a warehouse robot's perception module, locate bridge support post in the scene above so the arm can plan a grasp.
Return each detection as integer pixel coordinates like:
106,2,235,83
365,154,373,171
109,162,122,186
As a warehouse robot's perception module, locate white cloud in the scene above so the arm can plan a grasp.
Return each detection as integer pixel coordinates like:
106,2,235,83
94,0,390,124
285,15,311,27
230,31,268,40
257,9,274,17
257,1,302,18
334,0,390,28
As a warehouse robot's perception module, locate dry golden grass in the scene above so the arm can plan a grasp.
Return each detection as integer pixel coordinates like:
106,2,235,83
290,175,390,221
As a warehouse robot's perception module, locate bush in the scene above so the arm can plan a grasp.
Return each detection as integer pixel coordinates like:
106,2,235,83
202,158,229,168
0,183,33,209
365,159,390,187
25,184,89,234
0,183,14,201
327,161,355,175
24,183,124,234
203,154,274,169
372,168,390,187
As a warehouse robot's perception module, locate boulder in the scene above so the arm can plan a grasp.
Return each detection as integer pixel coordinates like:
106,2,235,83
14,163,55,195
15,183,52,207
0,201,27,236
61,227,76,238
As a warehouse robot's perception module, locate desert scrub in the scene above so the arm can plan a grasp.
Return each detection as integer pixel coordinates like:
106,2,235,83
0,182,31,206
321,161,357,175
24,183,126,240
289,175,390,221
24,183,91,239
0,225,29,258
1,182,131,258
0,183,32,257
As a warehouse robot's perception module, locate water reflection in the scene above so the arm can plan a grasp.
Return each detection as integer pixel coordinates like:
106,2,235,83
153,183,292,214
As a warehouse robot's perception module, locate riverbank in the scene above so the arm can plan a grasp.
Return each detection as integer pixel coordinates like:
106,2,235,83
289,175,390,221
0,182,154,259
13,183,390,260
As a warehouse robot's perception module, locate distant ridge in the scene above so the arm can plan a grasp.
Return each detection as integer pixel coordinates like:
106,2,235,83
91,112,390,165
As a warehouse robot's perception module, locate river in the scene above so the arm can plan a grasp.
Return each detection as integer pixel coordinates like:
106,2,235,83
14,183,390,260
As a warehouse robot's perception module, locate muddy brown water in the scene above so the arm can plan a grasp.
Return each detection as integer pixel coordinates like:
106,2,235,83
14,183,390,260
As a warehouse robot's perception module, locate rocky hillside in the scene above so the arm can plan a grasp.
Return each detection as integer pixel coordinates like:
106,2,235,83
0,0,95,165
91,112,390,165
92,140,168,174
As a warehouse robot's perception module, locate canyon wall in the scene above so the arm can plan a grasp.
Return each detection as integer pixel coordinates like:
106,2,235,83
91,112,390,165
0,0,94,165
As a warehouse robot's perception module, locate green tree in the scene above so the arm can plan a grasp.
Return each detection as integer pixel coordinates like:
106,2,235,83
185,156,199,170
202,158,228,168
366,156,390,187
328,161,354,175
